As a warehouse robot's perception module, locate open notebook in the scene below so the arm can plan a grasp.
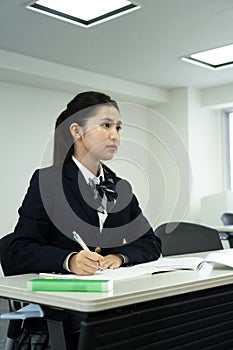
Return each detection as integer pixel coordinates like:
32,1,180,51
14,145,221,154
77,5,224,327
39,250,233,282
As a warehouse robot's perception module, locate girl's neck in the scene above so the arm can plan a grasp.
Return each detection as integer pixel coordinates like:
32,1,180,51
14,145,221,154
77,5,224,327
73,154,100,176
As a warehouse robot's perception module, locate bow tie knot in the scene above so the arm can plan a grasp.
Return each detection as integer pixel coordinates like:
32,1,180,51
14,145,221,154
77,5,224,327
95,179,117,201
88,177,117,212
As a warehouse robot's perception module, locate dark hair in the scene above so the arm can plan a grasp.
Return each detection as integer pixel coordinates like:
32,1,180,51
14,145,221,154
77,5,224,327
53,91,119,165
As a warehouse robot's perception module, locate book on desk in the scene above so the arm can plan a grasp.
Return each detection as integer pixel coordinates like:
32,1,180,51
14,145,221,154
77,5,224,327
27,278,113,292
154,250,233,270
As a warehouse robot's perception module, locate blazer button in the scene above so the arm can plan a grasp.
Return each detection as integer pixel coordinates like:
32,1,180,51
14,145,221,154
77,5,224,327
95,247,101,253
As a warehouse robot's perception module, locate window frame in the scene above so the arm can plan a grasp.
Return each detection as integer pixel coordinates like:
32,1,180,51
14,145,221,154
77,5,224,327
223,110,233,190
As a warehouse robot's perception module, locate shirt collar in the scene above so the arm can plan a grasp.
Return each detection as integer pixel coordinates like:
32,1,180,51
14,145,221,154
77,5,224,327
72,155,104,184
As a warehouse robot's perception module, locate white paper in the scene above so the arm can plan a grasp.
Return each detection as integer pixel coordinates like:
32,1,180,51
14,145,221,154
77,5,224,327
39,252,233,282
39,258,198,281
205,250,233,267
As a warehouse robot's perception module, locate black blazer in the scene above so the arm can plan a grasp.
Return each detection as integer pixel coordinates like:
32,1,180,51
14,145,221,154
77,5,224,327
9,160,161,274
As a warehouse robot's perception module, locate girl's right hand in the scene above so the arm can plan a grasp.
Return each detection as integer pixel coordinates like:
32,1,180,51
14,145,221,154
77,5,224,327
68,250,103,275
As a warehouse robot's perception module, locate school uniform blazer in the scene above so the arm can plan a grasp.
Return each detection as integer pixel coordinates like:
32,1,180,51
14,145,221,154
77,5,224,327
9,160,161,274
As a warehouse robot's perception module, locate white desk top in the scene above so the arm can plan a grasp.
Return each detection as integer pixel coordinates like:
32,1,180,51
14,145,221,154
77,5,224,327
1,252,233,312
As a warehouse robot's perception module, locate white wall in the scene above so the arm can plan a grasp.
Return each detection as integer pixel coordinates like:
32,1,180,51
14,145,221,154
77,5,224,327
154,89,191,225
187,88,223,224
155,87,224,227
0,81,74,235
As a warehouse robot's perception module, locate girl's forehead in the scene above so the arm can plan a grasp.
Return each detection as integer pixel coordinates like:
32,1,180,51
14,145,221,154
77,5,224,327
91,105,121,122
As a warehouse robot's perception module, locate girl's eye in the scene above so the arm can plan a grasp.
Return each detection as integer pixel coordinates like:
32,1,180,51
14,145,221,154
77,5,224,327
102,123,110,128
101,122,122,131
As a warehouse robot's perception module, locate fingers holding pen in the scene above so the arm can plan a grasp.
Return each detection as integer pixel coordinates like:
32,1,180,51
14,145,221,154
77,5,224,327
68,250,104,275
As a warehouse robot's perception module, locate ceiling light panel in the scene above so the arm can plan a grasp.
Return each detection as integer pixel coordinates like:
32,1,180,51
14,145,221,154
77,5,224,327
26,0,141,27
181,43,233,70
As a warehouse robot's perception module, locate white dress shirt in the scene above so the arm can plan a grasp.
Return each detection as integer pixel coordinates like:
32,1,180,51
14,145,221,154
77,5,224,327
72,155,108,231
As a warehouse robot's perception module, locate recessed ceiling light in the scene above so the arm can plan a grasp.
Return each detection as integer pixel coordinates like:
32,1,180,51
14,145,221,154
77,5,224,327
26,0,141,28
181,43,233,70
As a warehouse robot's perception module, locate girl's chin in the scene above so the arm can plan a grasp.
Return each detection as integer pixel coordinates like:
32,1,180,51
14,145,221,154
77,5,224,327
102,156,114,161
101,153,115,161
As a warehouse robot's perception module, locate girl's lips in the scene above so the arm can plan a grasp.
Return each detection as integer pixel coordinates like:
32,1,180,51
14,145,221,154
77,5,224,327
107,145,118,150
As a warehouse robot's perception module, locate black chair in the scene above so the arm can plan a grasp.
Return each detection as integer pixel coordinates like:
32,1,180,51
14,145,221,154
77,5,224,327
221,212,233,225
155,222,223,256
221,212,233,247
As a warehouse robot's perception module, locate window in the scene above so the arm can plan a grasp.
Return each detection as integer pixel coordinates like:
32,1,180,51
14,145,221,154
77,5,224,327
225,111,233,190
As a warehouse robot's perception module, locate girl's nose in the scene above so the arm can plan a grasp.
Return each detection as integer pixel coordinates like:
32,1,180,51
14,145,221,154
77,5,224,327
110,128,119,140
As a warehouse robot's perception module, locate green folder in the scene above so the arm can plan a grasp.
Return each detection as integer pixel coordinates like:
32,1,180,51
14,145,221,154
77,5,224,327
27,278,113,292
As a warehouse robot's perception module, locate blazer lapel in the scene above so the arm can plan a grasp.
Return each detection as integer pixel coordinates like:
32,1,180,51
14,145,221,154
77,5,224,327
62,161,99,227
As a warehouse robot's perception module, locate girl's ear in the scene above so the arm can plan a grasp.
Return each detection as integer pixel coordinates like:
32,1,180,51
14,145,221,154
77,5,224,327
70,123,82,140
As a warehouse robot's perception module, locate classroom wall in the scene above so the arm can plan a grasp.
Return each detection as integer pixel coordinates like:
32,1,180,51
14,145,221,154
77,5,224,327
187,88,223,224
153,88,191,226
155,87,223,227
0,81,74,235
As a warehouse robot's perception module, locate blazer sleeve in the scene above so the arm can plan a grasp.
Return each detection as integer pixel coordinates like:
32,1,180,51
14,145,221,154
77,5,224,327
9,170,74,274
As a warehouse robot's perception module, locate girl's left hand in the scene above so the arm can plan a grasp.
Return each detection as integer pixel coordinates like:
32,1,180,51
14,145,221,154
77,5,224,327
102,254,123,270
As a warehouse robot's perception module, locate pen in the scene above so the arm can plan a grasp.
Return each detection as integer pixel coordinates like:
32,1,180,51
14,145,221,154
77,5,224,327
73,231,90,251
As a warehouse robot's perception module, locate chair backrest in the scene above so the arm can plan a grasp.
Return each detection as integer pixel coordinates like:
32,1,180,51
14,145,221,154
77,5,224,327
155,222,223,256
221,212,233,226
0,233,15,276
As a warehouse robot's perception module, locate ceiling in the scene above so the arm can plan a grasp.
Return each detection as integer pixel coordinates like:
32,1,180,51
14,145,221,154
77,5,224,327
1,0,233,92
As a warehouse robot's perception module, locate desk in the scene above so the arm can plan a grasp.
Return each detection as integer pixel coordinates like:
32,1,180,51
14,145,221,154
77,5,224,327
1,252,233,349
216,225,233,234
216,226,233,248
